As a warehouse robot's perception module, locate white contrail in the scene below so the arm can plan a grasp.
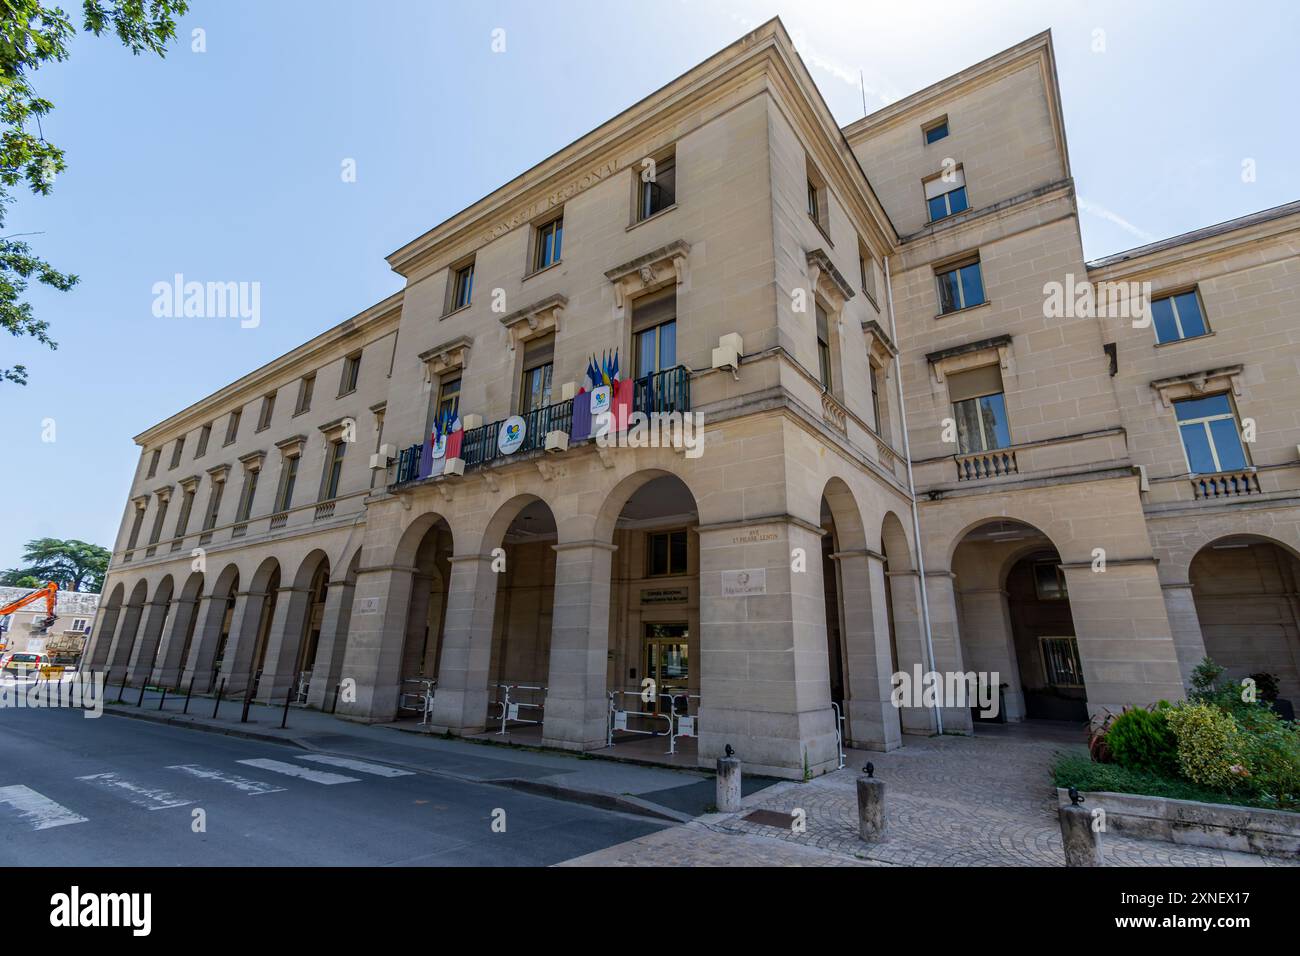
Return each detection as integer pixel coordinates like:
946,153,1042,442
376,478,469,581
1079,197,1157,244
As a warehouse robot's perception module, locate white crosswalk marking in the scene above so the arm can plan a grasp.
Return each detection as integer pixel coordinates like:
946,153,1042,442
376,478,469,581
166,764,287,795
76,772,194,810
0,784,88,830
237,758,359,785
296,755,414,778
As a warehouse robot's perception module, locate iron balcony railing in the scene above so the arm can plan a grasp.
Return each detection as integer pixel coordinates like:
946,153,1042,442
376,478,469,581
391,365,691,486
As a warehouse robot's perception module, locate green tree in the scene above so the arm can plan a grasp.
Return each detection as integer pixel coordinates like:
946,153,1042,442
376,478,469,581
1,0,190,384
2,537,109,591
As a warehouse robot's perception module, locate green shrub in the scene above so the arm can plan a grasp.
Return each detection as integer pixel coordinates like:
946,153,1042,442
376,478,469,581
1050,752,1276,810
1106,705,1177,775
1233,704,1300,807
1166,701,1250,790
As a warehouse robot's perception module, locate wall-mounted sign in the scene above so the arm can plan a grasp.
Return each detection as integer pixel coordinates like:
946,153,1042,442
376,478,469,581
731,530,778,545
431,433,447,460
498,416,527,455
640,587,688,605
722,569,767,597
590,384,612,415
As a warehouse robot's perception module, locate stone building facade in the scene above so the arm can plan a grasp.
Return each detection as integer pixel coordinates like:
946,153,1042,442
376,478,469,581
86,21,1300,778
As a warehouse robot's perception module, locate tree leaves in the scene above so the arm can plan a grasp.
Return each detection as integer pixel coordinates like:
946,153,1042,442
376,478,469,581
1,536,110,592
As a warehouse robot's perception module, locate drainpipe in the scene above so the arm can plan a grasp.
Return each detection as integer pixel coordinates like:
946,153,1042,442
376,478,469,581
883,255,943,735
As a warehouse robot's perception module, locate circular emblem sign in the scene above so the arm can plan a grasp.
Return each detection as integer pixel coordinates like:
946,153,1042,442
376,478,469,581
498,416,527,455
431,433,447,460
590,384,612,415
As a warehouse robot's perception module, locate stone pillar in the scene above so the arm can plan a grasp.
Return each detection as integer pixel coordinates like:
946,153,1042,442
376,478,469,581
918,571,975,734
85,603,122,669
181,594,226,692
716,751,742,813
697,519,838,779
837,550,902,751
153,596,200,688
255,586,312,704
1060,560,1186,713
336,564,415,721
542,541,616,752
401,572,437,677
429,555,499,734
126,597,172,684
1162,581,1207,686
105,598,145,674
215,591,264,696
956,586,1025,722
885,568,932,735
306,579,355,709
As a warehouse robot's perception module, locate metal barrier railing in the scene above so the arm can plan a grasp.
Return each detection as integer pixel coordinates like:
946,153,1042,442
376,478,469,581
398,677,436,725
607,690,700,754
831,700,846,770
492,682,545,734
294,670,312,706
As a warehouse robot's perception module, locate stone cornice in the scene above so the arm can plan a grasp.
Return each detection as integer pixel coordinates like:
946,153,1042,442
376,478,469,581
418,335,474,375
275,434,307,458
498,294,568,350
238,450,267,472
1149,364,1245,408
861,318,899,366
806,247,855,311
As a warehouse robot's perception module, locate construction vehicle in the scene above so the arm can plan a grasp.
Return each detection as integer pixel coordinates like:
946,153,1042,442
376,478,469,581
0,581,59,636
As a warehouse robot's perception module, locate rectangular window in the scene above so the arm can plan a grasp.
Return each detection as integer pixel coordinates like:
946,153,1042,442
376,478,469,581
858,246,878,303
339,353,361,396
632,288,677,378
195,424,211,459
146,449,160,479
275,455,299,512
295,374,315,415
815,303,833,391
449,262,474,311
520,336,554,413
532,216,563,273
948,364,1011,453
147,498,169,545
1174,394,1247,474
434,375,461,428
936,257,985,314
1033,562,1069,600
924,117,949,144
321,440,346,501
1150,290,1209,344
925,168,968,222
256,393,276,432
70,619,88,633
807,179,821,224
870,364,882,432
647,529,688,576
174,487,196,538
224,410,241,446
169,437,185,470
638,153,676,220
235,470,259,522
202,481,224,531
1041,636,1084,688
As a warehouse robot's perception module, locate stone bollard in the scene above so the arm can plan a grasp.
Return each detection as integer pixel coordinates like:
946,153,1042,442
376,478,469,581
856,762,885,841
1059,787,1103,866
716,744,742,813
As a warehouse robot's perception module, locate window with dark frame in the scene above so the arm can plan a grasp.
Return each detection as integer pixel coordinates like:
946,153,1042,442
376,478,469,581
321,440,346,501
520,336,554,413
146,449,160,479
1174,394,1248,474
638,153,676,220
632,288,677,378
339,353,361,396
924,117,949,144
925,168,968,222
807,178,820,224
295,373,316,414
948,364,1011,453
870,364,883,432
1033,562,1069,600
235,469,259,522
195,424,211,459
1041,636,1084,688
434,375,461,426
450,262,474,311
256,393,276,431
224,409,241,446
815,303,833,391
202,480,224,531
647,529,688,576
169,437,185,470
936,257,985,314
275,455,299,512
174,487,196,538
532,216,563,273
1150,290,1209,344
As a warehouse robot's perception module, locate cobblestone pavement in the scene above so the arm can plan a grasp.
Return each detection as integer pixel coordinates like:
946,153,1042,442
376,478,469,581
563,722,1299,867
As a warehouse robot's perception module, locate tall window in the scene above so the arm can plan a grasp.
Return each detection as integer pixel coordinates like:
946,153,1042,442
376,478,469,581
146,449,161,478
936,257,985,314
235,470,259,522
256,392,276,431
434,375,461,426
321,440,346,500
339,353,361,396
806,178,821,224
520,336,554,413
638,152,676,220
1151,290,1209,344
632,288,677,378
948,365,1011,453
169,437,185,470
195,423,211,459
449,261,474,311
1174,394,1247,474
202,480,224,531
224,409,241,446
295,374,315,415
275,455,299,512
126,506,146,550
533,216,563,272
815,303,833,391
647,529,688,576
174,487,196,538
925,168,968,222
147,496,169,544
859,246,878,303
870,364,883,432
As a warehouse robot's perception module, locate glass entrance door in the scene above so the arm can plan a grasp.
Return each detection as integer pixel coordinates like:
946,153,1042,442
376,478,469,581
644,622,689,715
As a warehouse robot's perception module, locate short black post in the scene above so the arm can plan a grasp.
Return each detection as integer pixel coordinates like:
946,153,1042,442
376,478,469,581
212,679,226,719
281,674,295,729
119,673,129,704
158,684,168,710
183,675,196,715
104,669,114,702
136,677,147,707
240,674,255,724
330,682,341,714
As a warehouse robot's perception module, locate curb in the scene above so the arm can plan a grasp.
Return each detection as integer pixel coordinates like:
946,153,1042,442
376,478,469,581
494,778,691,823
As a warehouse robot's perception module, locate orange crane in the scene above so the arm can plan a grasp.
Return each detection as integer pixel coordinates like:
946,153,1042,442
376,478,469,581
0,581,59,637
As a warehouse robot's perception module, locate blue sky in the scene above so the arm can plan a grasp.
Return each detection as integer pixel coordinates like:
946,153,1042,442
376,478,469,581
2,0,1295,572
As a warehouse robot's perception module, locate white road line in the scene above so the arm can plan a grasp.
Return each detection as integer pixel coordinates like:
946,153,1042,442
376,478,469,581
0,784,89,830
237,758,359,785
165,764,287,795
296,755,414,778
75,772,194,811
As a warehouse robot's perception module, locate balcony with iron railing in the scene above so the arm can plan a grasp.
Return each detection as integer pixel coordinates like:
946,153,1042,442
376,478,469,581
393,365,691,487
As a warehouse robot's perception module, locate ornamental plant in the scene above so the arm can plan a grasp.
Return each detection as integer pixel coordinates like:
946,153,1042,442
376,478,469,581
1165,701,1248,790
1106,704,1178,776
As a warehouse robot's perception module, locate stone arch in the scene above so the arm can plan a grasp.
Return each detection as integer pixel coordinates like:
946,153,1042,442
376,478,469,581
128,573,175,683
107,579,150,674
592,467,708,544
155,570,205,688
87,581,125,668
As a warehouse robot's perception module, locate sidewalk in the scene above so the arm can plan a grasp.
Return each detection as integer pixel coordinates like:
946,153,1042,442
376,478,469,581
94,683,773,821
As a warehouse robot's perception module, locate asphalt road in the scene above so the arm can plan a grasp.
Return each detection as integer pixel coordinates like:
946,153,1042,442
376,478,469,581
0,702,667,866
